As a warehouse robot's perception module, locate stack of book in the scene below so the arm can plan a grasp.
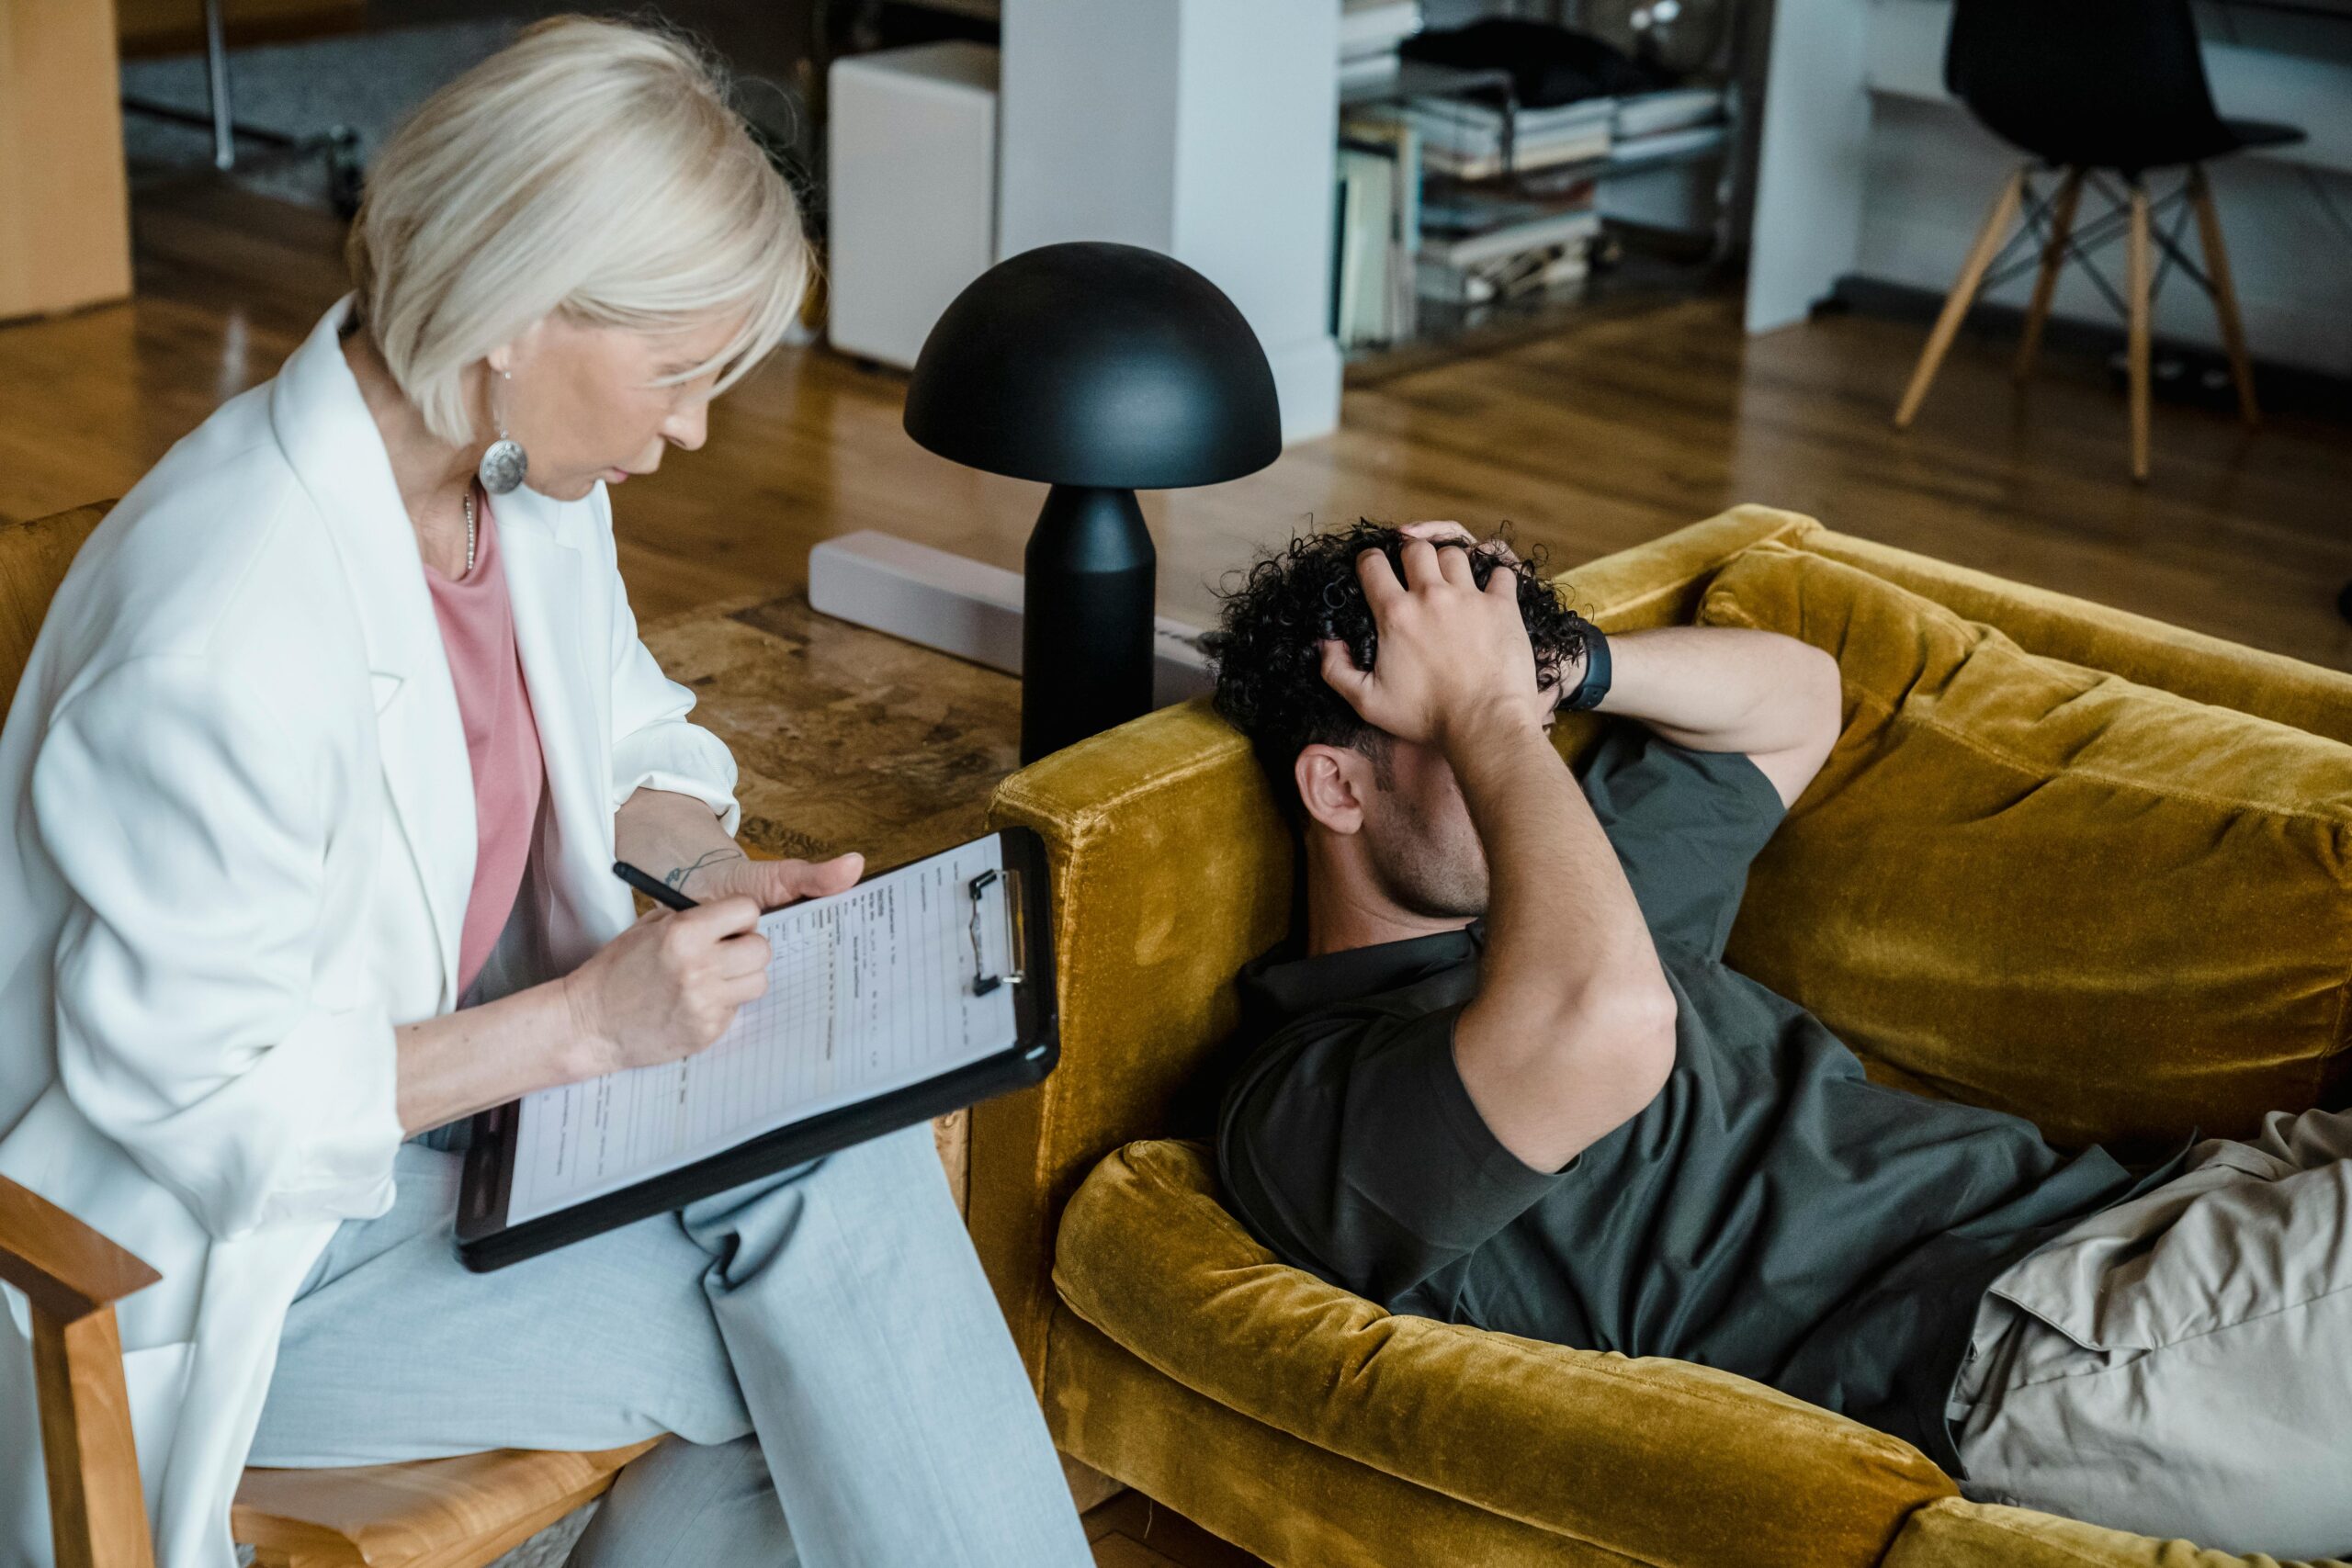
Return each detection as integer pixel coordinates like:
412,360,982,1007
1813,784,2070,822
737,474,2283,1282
1340,0,1422,92
1406,95,1612,182
1611,85,1726,168
1333,111,1423,349
1416,182,1600,306
1332,81,1730,335
1335,106,1600,320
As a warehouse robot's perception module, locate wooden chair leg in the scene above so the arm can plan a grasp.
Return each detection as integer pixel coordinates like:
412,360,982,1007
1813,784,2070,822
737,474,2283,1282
29,1305,156,1568
2188,164,2260,426
1894,167,2026,428
2013,167,2084,383
2127,182,2152,481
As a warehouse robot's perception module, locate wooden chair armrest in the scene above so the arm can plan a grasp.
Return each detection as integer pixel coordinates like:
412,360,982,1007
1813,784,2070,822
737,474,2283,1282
0,1176,159,1322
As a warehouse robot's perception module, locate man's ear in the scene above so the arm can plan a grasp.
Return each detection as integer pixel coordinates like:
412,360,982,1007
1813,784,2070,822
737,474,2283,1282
1295,744,1370,836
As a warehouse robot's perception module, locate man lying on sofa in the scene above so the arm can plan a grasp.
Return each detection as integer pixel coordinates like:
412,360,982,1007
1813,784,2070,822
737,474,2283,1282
1204,522,2351,1560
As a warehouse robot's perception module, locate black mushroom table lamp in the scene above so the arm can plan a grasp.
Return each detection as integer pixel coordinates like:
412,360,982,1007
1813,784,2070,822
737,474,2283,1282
904,242,1283,761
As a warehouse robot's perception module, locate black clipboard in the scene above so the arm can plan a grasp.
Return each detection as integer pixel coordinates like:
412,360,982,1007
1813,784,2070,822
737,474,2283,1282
454,828,1057,1272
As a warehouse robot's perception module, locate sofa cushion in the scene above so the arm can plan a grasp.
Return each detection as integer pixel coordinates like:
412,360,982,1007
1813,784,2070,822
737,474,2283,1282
1698,543,2352,1153
1053,1137,1957,1568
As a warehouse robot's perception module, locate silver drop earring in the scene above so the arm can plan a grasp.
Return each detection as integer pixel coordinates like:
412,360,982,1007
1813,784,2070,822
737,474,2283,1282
477,366,528,495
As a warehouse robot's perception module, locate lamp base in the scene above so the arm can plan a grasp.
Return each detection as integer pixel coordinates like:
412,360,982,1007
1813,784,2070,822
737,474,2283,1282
1023,485,1155,761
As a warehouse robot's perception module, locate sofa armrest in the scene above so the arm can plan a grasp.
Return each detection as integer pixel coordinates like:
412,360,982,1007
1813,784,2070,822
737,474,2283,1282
1057,1140,1957,1568
972,505,1829,1392
978,702,1294,1387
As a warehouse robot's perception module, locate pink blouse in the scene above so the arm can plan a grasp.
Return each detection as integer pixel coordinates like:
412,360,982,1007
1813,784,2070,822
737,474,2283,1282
424,488,546,1000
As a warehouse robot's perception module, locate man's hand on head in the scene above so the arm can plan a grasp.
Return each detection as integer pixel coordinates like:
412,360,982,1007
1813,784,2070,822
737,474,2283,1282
1317,536,1550,753
1397,519,1516,566
1394,523,1580,709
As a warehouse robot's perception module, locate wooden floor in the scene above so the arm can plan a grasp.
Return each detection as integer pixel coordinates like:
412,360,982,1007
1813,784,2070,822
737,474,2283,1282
6,176,2352,1568
1085,1491,1272,1568
6,179,2350,678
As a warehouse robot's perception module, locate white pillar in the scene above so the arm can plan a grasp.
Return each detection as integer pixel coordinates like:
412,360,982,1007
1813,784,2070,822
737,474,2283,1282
998,0,1343,444
1744,0,1871,333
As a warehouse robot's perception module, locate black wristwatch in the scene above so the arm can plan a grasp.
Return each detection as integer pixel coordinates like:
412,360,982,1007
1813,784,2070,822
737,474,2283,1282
1559,621,1612,712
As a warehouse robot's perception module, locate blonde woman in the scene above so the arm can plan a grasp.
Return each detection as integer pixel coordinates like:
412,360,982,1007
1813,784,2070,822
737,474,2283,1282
0,20,1091,1568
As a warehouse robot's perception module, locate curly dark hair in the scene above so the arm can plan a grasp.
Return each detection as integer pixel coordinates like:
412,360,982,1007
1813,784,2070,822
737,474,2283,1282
1204,521,1589,819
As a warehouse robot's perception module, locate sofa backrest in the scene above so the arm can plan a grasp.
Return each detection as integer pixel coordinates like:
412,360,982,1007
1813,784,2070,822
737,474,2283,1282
1799,529,2352,746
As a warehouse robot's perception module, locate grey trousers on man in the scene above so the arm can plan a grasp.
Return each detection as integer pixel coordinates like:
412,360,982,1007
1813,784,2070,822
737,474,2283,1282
245,1123,1092,1568
1952,1102,2352,1561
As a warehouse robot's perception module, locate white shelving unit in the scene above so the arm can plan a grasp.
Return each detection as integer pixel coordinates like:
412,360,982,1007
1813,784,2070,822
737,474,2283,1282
1331,29,1745,354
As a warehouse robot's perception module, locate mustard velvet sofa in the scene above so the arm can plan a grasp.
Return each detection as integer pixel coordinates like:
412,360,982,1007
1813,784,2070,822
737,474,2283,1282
969,505,2352,1568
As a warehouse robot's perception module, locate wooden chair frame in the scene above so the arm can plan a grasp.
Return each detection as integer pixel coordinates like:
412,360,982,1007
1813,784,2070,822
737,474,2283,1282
0,1174,162,1568
1894,160,2260,482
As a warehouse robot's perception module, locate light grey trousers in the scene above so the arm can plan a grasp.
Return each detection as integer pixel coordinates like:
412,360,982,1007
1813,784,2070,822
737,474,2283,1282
244,1123,1092,1568
1952,1101,2352,1561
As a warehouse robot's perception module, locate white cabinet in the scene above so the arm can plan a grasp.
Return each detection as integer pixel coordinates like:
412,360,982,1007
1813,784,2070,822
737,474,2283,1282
827,41,1001,370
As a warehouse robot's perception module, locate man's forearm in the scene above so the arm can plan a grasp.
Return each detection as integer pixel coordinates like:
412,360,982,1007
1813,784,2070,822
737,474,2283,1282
613,785,742,897
1445,704,1675,1171
1596,626,1838,759
1448,705,1647,1006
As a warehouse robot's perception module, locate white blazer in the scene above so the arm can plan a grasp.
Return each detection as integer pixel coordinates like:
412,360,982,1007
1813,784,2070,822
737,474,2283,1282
0,299,741,1568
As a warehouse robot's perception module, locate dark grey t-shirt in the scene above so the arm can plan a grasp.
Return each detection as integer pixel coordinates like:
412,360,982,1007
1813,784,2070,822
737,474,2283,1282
1216,725,2177,1472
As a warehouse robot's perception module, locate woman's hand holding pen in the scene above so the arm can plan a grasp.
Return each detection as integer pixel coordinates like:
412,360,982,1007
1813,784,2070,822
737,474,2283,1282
561,897,774,1077
560,852,866,1080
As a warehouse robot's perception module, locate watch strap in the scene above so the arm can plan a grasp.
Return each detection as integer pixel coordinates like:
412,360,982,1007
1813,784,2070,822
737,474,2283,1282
1560,622,1611,712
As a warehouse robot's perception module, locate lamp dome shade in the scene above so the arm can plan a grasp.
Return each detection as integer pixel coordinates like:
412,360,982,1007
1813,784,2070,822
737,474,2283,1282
903,242,1283,491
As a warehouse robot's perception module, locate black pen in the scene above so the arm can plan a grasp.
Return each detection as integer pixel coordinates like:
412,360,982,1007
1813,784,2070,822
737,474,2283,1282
613,860,698,912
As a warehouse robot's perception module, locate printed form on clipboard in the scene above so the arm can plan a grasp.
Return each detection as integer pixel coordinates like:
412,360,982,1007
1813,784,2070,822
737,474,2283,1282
505,833,1027,1226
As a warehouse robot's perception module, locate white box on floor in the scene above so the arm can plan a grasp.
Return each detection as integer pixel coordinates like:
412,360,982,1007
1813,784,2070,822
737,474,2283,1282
808,530,1214,706
826,41,1000,370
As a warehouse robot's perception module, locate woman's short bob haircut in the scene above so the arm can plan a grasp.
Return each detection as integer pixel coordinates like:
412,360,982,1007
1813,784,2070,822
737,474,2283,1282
349,17,809,445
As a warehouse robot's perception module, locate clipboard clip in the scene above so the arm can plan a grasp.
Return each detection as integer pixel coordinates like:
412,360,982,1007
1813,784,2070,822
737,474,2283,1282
967,867,1029,996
